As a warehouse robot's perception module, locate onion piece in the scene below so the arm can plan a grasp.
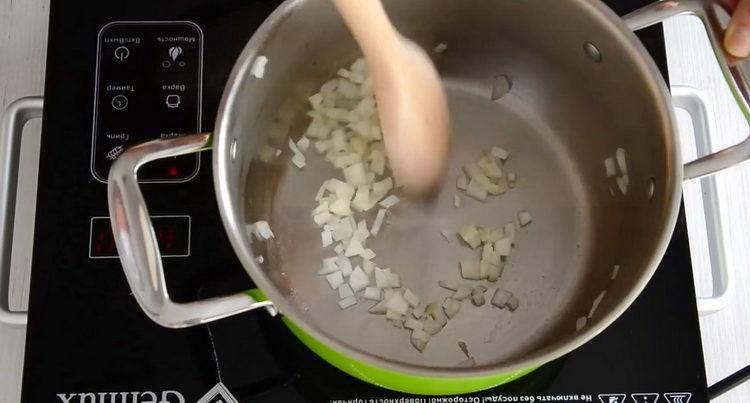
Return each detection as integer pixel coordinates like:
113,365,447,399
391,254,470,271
314,140,331,154
575,316,588,332
319,257,340,275
248,221,274,240
486,261,501,282
454,194,462,208
460,259,481,280
344,237,365,257
411,329,431,352
478,156,503,179
458,225,481,249
362,259,376,276
518,210,533,227
349,266,370,292
371,209,387,236
296,136,310,152
330,197,353,217
412,303,427,319
616,175,629,195
343,162,369,187
353,220,370,242
364,287,381,301
491,288,512,308
611,265,620,280
351,185,372,212
422,318,445,336
491,146,510,160
466,179,488,201
369,300,388,314
493,238,511,256
506,295,520,312
374,267,390,289
404,317,423,331
250,55,268,78
504,223,516,245
433,43,448,53
588,290,606,318
456,173,468,190
379,195,401,209
507,172,517,188
453,286,472,301
616,147,627,175
326,271,345,289
386,292,410,315
313,212,334,226
338,284,354,299
471,287,487,306
442,297,462,318
338,296,357,309
404,289,420,307
438,281,457,291
333,243,345,254
387,271,401,288
335,256,353,275
321,230,333,247
604,157,617,178
361,248,376,260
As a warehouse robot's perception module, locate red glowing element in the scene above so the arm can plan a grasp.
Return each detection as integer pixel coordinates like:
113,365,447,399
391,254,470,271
167,166,179,177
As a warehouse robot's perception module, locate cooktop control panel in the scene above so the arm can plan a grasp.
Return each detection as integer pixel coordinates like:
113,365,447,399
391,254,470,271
91,21,203,183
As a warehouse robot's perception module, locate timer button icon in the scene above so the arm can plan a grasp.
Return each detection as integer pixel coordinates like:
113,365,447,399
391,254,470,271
111,95,128,110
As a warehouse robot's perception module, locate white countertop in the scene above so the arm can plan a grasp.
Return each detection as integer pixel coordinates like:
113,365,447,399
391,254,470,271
1,1,749,401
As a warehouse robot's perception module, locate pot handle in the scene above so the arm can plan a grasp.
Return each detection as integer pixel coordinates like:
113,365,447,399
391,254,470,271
107,133,276,328
625,0,750,180
671,86,735,315
0,97,43,328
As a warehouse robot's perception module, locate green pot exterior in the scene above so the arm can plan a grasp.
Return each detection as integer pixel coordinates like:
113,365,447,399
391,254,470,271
247,289,537,395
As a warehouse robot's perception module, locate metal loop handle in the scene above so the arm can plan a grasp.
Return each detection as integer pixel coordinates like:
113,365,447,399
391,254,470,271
625,0,750,180
672,86,735,314
107,133,276,328
0,96,43,328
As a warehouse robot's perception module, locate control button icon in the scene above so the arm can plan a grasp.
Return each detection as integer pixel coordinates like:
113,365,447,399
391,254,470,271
631,393,659,403
106,145,124,161
663,393,691,403
114,46,130,62
163,46,186,68
598,395,626,403
111,95,128,110
165,94,181,109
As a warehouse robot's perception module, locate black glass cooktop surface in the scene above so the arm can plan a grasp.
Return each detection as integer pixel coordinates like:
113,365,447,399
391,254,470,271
21,1,707,402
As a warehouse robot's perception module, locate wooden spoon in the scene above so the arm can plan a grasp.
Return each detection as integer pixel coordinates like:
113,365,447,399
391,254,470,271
332,0,450,196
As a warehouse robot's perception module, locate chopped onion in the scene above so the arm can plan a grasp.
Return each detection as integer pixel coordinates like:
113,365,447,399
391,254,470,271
349,266,370,292
330,197,353,217
575,316,588,332
438,281,457,291
353,220,370,242
326,271,345,289
250,55,268,78
433,43,448,53
335,256,353,275
351,185,371,212
343,162,369,187
296,136,310,152
616,175,629,195
422,318,445,336
404,317,423,330
466,179,488,201
411,329,431,352
493,238,511,256
338,284,354,299
248,221,274,240
319,257,340,275
453,194,462,208
362,259,376,275
456,173,468,190
404,289,420,307
371,209,387,236
387,271,401,288
518,210,533,227
507,172,517,188
491,288,512,308
361,248,376,260
442,297,462,318
487,261,502,282
313,212,334,226
506,295,520,312
478,156,503,179
369,299,388,314
344,237,365,257
471,287,487,306
412,303,427,319
460,259,481,280
491,146,510,160
604,157,617,177
453,286,472,301
364,287,381,301
481,244,494,262
611,265,620,280
374,267,390,289
321,230,333,247
479,260,490,280
616,147,627,175
458,225,481,249
315,181,330,201
338,296,357,309
333,243,345,254
291,153,306,169
314,140,331,154
386,292,410,315
588,290,606,318
379,195,401,209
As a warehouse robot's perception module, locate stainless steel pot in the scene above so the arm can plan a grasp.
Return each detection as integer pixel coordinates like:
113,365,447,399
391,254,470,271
106,0,750,394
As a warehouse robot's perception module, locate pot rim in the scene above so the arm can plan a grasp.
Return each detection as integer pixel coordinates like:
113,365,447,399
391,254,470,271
212,0,683,379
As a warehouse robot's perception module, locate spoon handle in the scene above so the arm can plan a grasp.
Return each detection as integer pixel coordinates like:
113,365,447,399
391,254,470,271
331,0,401,62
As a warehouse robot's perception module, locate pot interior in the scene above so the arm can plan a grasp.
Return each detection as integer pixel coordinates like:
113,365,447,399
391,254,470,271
215,0,679,375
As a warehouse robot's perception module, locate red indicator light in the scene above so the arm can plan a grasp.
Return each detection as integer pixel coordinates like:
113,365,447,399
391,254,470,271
167,166,179,177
